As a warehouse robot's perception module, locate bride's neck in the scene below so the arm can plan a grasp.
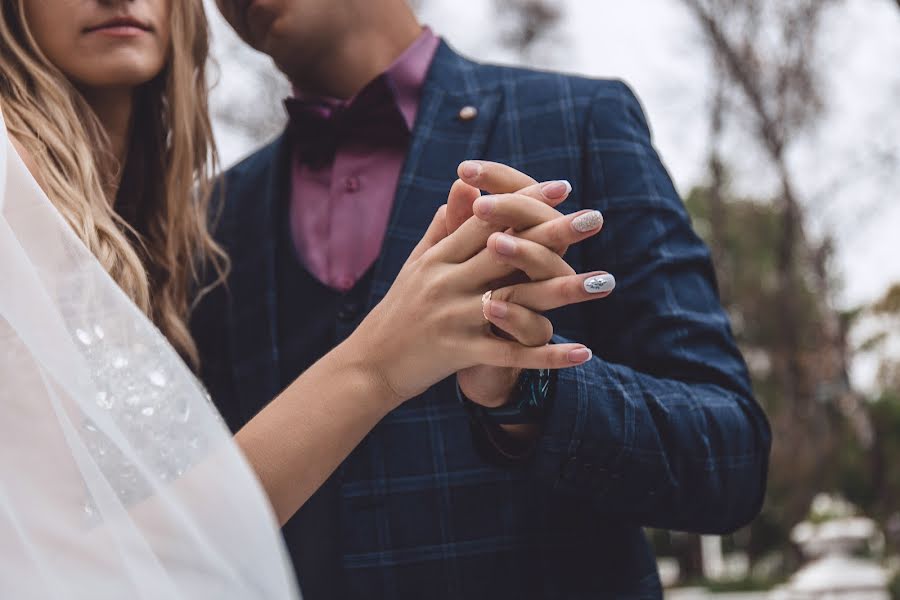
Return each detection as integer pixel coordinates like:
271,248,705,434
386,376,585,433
79,87,134,170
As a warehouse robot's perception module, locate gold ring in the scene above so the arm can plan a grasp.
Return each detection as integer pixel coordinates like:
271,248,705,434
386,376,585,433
481,290,493,322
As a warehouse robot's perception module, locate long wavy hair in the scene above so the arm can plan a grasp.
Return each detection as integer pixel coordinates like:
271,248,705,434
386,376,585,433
0,0,227,368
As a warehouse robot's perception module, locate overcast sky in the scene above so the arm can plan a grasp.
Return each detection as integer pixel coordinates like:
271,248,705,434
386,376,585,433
206,0,900,387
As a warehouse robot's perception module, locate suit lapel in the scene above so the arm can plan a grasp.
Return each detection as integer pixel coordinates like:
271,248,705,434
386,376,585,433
367,41,503,305
226,135,290,421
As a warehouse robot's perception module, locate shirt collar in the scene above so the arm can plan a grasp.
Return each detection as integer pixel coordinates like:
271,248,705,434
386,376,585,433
384,26,440,129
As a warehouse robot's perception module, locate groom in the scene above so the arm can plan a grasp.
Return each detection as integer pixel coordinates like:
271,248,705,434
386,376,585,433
195,0,772,598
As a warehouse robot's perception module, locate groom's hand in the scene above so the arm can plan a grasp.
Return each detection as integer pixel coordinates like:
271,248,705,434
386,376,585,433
446,161,601,425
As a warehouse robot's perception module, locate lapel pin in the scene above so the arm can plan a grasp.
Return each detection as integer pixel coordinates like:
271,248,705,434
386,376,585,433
458,105,478,121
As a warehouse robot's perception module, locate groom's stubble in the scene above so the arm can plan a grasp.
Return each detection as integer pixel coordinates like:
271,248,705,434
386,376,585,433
216,0,422,99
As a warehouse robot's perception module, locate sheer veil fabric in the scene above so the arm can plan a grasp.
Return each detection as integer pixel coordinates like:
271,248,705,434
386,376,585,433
0,109,300,599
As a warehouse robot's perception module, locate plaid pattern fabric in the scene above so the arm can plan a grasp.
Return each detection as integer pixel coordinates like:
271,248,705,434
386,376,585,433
191,41,771,600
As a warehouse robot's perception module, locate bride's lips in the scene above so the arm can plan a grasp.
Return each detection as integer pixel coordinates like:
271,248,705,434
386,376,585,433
83,16,153,38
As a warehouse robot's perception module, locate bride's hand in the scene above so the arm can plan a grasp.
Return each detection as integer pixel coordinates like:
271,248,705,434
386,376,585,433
346,194,608,406
448,162,605,413
235,171,608,524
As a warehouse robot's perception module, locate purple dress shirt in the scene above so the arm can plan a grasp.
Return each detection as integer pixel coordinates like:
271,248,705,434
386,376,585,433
288,28,440,291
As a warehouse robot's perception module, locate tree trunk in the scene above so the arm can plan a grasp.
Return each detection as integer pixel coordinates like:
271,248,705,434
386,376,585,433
707,68,730,304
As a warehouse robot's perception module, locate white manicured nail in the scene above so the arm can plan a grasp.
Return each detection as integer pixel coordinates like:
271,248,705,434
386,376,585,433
583,274,616,294
568,348,593,363
572,211,604,233
541,180,572,200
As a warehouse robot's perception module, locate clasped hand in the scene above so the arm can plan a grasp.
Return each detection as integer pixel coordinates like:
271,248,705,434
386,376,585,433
351,161,614,408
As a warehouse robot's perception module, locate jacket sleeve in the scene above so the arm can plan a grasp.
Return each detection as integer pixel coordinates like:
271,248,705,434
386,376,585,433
532,81,771,534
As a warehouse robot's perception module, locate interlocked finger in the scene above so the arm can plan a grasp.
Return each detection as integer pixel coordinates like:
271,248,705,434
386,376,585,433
434,192,567,265
515,209,605,256
493,271,617,312
482,297,554,347
472,338,593,370
445,179,481,234
457,161,537,196
489,232,575,282
472,193,563,233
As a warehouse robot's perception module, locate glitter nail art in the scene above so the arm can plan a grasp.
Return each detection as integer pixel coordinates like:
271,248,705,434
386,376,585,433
584,274,616,294
572,211,604,233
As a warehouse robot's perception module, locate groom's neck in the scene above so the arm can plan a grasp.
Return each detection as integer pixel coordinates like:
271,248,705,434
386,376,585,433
285,11,422,99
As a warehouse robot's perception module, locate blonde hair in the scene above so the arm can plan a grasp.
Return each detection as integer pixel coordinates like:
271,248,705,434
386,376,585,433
0,0,227,368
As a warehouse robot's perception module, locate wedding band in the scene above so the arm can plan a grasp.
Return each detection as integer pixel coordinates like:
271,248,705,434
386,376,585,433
481,290,493,322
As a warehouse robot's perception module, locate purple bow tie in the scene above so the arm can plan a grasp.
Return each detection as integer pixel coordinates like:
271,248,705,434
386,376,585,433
284,76,410,169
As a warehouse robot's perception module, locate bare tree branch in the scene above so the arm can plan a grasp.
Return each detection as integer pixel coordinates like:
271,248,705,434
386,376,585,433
678,0,878,549
492,0,562,54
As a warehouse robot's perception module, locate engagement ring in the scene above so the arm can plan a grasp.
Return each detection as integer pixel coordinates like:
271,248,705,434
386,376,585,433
481,290,493,322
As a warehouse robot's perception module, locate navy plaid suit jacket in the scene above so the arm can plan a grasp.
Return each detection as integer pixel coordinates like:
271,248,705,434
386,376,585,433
191,41,771,599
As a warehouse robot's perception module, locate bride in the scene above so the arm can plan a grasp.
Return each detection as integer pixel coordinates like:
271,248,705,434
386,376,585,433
0,1,611,598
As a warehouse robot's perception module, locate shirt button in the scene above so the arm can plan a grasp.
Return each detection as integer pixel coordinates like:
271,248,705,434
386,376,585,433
344,176,361,193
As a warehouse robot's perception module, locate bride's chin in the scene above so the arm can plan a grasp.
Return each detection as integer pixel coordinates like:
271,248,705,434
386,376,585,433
73,66,163,92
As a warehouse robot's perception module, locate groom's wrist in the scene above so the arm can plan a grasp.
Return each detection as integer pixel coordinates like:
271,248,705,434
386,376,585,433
458,367,520,408
459,369,549,454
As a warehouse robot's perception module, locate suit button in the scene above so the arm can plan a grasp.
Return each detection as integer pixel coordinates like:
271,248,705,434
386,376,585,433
458,105,478,121
337,302,361,322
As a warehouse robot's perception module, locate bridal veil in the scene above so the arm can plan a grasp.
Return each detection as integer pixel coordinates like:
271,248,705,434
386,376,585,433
0,108,299,599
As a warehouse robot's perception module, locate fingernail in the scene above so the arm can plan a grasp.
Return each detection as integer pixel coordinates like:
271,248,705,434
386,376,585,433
568,347,593,363
494,233,517,256
541,180,572,200
474,196,495,216
572,210,604,233
488,300,508,319
583,274,616,294
461,161,483,179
